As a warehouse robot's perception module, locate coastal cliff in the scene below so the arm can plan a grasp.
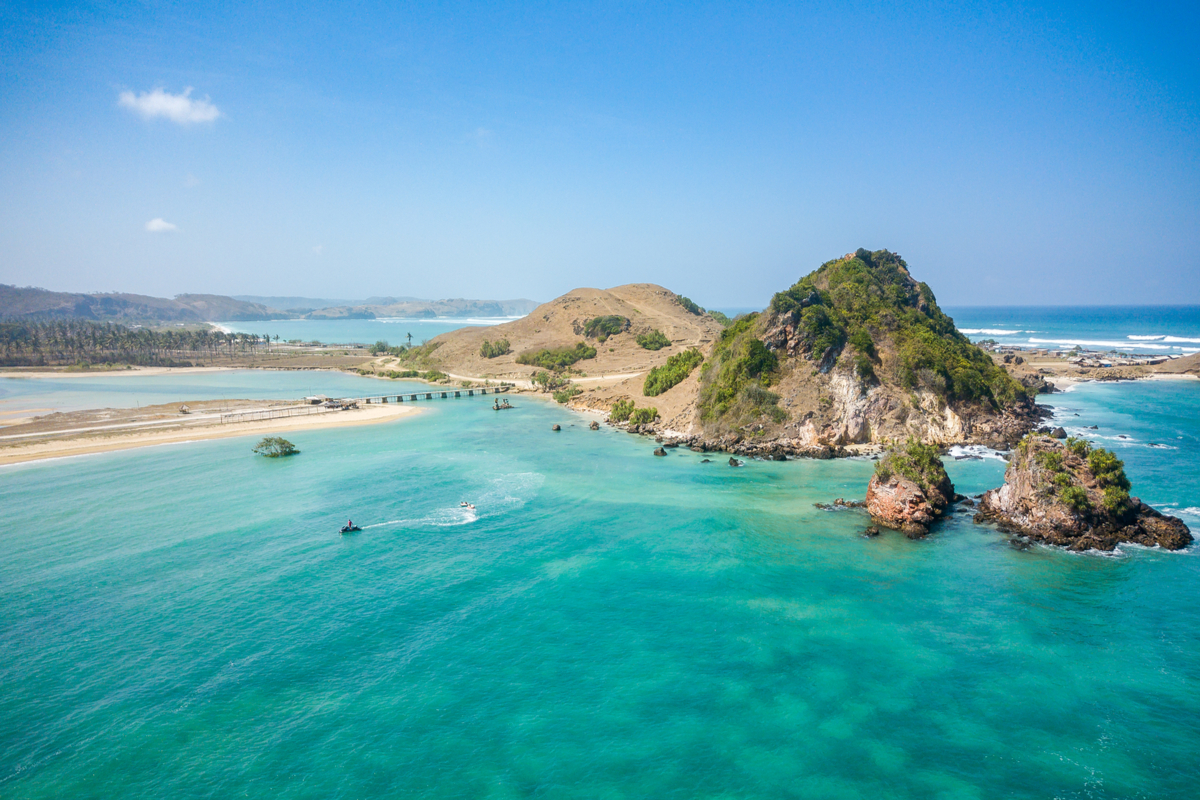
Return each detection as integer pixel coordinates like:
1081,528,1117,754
686,249,1043,451
976,435,1193,551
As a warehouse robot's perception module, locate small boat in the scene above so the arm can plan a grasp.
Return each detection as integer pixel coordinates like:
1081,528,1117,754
460,502,476,511
340,524,362,534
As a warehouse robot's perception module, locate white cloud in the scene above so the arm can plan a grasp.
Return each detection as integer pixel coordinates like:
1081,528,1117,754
119,87,220,125
145,218,178,232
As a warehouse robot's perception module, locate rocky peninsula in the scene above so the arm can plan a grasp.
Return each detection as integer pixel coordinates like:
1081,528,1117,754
975,434,1193,551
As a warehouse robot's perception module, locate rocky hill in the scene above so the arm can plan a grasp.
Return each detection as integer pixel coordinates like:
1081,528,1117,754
374,284,724,418
304,297,539,319
976,434,1192,551
683,249,1042,451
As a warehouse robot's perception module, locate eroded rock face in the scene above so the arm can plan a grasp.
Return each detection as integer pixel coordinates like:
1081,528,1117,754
976,436,1193,552
866,473,953,538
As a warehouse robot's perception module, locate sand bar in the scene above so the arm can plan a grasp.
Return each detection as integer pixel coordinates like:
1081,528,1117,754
0,402,422,467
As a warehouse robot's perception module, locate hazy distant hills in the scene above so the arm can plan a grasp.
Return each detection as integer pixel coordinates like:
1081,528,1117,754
0,285,288,322
1,285,539,322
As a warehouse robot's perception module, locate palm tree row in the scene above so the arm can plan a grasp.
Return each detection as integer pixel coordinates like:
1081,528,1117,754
0,319,278,366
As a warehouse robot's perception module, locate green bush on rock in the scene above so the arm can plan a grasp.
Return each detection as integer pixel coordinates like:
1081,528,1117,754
636,329,671,350
253,437,299,458
583,316,629,342
516,342,597,370
874,438,948,495
644,348,704,397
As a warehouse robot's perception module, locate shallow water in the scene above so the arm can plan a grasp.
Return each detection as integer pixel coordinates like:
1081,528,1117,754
219,316,517,346
1,376,1198,798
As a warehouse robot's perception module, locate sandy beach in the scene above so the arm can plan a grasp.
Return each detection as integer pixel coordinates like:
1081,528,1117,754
0,402,422,467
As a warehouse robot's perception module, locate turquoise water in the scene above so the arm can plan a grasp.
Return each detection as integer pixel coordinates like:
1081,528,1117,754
945,305,1200,356
0,371,425,415
219,317,520,346
2,376,1198,798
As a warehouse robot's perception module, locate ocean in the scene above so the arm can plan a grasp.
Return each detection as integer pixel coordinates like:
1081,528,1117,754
220,306,1200,358
1,371,1198,798
945,305,1200,356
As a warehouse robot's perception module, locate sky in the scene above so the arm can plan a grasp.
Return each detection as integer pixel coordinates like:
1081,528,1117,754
0,1,1197,308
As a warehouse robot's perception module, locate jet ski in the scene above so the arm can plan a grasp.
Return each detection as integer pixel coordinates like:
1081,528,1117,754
340,524,362,534
460,502,476,511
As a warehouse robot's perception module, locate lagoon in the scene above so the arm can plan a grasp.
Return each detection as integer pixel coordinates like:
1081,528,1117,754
1,375,1198,798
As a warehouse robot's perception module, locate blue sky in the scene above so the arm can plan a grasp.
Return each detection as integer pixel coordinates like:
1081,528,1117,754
1,1,1197,307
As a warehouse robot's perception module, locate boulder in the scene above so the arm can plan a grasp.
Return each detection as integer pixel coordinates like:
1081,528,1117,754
589,421,600,430
865,440,955,538
865,474,952,538
1051,427,1067,439
728,457,742,467
976,435,1192,551
653,447,667,457
551,424,561,431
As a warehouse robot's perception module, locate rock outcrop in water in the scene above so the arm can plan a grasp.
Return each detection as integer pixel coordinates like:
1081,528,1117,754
976,434,1193,551
865,438,955,537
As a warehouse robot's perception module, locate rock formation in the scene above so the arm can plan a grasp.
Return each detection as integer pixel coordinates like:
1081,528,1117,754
865,439,955,537
976,435,1192,551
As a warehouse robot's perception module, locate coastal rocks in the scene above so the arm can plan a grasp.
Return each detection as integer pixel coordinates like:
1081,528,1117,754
589,421,600,430
865,440,955,538
1051,427,1067,439
551,424,561,431
728,457,742,467
815,498,866,511
975,435,1193,552
653,447,667,457
1018,373,1056,394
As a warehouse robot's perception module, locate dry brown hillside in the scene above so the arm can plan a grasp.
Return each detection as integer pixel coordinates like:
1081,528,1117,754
362,283,724,424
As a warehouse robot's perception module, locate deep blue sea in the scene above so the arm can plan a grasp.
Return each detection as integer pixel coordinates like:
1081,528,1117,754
1,370,1198,798
944,305,1200,356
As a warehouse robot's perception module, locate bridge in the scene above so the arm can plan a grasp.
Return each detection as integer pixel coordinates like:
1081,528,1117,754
356,386,511,405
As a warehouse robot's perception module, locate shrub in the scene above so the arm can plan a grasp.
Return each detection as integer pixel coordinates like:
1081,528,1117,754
609,399,635,422
1052,472,1074,489
532,371,571,392
847,328,877,360
424,369,449,382
644,348,704,397
707,310,732,327
636,329,671,350
583,316,629,342
1059,485,1091,513
369,340,390,355
854,354,877,383
1102,486,1132,516
629,407,658,425
677,296,703,315
874,438,947,495
553,385,582,404
480,338,511,358
516,342,597,370
1088,448,1131,491
1066,437,1091,458
1036,450,1064,472
253,437,299,458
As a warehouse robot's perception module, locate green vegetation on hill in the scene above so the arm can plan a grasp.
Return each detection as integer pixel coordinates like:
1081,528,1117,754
635,329,671,350
874,438,948,495
1020,435,1134,518
609,399,657,424
676,296,703,315
0,319,273,367
516,342,597,370
770,248,1026,407
643,348,704,397
479,338,511,358
697,314,785,424
583,316,629,342
707,310,732,327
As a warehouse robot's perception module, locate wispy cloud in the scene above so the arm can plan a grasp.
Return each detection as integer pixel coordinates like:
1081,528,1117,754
145,218,178,232
119,87,220,125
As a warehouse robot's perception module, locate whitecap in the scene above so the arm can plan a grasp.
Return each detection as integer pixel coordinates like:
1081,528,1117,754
1127,335,1166,341
948,444,1010,461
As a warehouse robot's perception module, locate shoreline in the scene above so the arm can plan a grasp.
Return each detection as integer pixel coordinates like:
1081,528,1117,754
0,402,423,467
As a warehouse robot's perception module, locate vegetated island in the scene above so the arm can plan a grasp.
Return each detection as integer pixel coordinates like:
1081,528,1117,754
397,249,1050,456
975,434,1193,551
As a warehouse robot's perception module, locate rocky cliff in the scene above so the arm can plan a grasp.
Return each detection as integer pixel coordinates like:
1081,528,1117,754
688,249,1043,452
976,435,1192,551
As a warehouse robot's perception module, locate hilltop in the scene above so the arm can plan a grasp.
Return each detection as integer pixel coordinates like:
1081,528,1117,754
683,248,1042,450
365,283,724,423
